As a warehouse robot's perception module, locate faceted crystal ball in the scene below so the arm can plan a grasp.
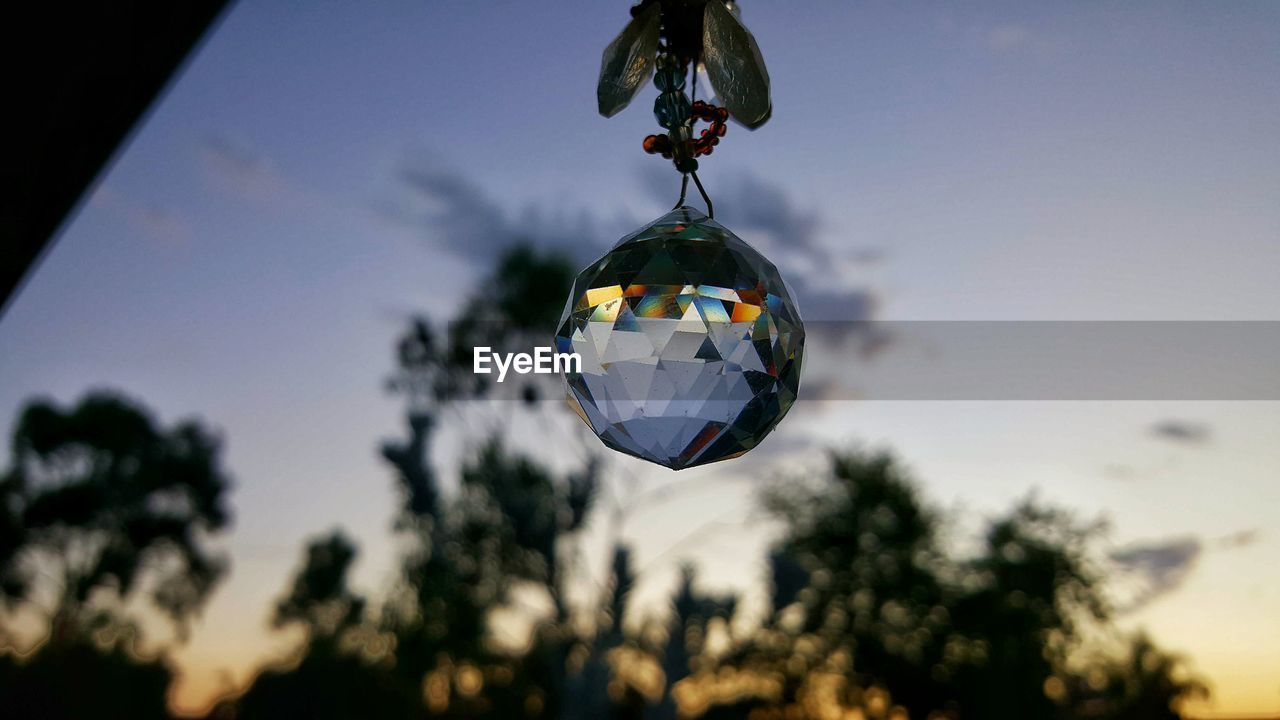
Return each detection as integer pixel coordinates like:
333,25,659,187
555,207,804,470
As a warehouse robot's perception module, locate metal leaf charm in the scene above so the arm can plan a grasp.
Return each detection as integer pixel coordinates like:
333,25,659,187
701,0,772,129
597,3,662,118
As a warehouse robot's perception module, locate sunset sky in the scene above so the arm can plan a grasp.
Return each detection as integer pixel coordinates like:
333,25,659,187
2,1,1278,715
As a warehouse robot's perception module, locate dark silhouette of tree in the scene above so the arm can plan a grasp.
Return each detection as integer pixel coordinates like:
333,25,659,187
273,531,366,641
565,544,641,720
650,564,737,720
760,450,953,714
0,638,173,719
229,530,411,718
388,243,576,407
680,450,1204,720
0,391,232,719
950,499,1107,719
0,392,232,636
371,243,606,717
1067,633,1209,720
377,415,602,718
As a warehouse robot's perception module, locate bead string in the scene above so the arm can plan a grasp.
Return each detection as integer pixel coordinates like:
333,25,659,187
643,101,730,161
642,52,722,216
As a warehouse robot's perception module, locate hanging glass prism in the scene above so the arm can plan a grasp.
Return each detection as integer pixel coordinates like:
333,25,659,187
556,207,804,470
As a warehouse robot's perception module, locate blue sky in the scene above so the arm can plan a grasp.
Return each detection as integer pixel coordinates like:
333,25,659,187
2,1,1279,714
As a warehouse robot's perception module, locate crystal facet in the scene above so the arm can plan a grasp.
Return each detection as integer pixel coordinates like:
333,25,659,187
556,207,804,470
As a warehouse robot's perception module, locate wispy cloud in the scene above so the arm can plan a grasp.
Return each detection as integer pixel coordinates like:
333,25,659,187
388,156,883,326
935,16,1059,57
394,161,513,263
1102,464,1138,482
1110,529,1259,612
1150,419,1213,445
1215,529,1260,550
386,155,634,267
985,24,1034,52
198,134,300,207
1110,536,1202,612
384,151,889,414
637,164,827,262
638,164,881,323
90,185,192,249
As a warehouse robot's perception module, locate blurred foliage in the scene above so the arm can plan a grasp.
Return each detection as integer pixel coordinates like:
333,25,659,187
273,530,366,641
0,637,172,719
230,530,413,718
0,391,232,717
1,246,1210,720
1068,633,1209,719
388,242,576,407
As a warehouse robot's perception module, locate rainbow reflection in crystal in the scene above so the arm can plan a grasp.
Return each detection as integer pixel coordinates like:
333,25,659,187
555,207,804,470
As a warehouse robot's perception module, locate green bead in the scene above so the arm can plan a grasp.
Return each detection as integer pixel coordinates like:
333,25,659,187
653,64,686,92
654,91,691,130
